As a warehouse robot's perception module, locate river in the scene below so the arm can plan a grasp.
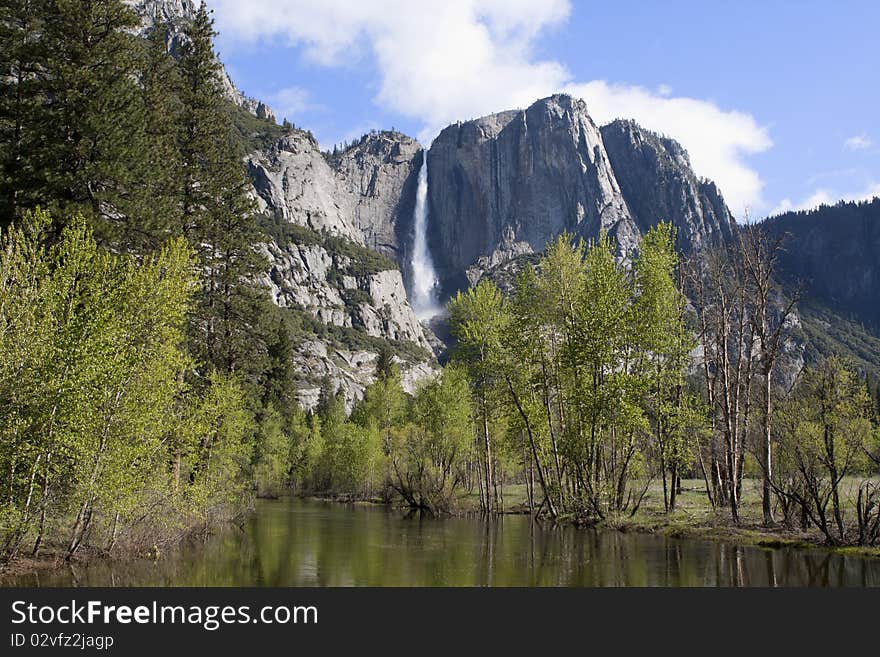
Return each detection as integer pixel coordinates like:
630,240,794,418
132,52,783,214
6,498,880,586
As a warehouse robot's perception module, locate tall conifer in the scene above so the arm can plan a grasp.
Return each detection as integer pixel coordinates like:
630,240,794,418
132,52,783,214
175,3,269,380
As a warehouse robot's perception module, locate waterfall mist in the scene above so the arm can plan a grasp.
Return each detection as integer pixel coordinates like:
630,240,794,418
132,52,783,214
410,151,441,319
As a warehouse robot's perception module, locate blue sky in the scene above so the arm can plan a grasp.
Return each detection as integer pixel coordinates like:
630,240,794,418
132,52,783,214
208,0,879,220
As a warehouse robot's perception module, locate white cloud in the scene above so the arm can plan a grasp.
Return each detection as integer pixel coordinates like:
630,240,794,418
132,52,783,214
770,181,880,216
843,134,872,151
208,0,771,217
268,86,313,123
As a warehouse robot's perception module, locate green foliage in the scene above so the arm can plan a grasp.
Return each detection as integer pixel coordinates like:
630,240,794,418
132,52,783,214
0,0,151,232
185,370,253,517
0,212,253,560
289,360,475,513
295,380,385,496
633,223,698,511
797,299,880,379
390,365,474,512
324,234,399,276
322,422,384,495
775,357,876,544
0,3,306,563
448,224,705,519
374,344,400,383
448,278,508,512
227,99,287,153
252,405,292,498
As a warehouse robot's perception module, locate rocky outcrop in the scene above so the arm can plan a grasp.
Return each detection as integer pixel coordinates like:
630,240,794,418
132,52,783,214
600,119,735,252
259,231,439,411
129,0,275,121
248,132,366,243
427,95,635,292
130,5,791,405
261,238,432,352
426,94,736,295
293,341,437,414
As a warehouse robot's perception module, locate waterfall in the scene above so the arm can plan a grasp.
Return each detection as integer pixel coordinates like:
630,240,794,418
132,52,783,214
410,150,440,318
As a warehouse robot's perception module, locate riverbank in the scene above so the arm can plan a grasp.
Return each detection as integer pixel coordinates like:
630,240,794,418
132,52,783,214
304,479,880,559
0,508,245,582
4,479,879,583
0,541,168,582
308,475,880,559
455,478,880,559
5,495,880,586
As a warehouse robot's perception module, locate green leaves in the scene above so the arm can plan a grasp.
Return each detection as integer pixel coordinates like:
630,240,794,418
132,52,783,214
0,211,257,559
775,357,875,543
447,224,701,518
0,0,152,232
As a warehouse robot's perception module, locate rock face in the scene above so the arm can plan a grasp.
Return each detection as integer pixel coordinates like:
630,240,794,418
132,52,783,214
600,119,735,252
427,95,634,291
426,94,736,293
129,0,275,121
328,132,422,262
261,240,432,352
249,128,438,409
248,132,366,244
249,131,423,255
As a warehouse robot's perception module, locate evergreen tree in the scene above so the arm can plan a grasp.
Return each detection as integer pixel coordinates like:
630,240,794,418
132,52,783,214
174,4,269,379
29,1,148,235
374,343,399,382
0,0,52,226
135,16,185,248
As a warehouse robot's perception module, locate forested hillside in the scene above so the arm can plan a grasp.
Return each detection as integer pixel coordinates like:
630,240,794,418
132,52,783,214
761,199,880,376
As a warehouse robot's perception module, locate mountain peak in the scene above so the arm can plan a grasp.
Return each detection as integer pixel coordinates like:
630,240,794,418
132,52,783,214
531,92,587,113
426,94,736,291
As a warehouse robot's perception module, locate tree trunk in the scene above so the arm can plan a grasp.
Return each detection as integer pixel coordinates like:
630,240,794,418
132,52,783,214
482,404,494,513
762,370,774,525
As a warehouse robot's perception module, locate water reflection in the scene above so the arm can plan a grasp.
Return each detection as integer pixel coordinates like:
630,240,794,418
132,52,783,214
5,498,880,587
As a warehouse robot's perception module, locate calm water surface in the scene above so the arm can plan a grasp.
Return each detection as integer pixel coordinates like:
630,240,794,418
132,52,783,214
7,498,880,586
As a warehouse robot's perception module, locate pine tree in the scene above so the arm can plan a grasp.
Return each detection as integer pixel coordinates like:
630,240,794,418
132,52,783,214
0,0,52,226
0,0,165,242
375,344,399,382
174,3,269,379
42,1,148,234
134,16,185,248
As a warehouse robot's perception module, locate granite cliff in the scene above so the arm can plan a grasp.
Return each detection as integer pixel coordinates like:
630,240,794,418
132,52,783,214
425,95,736,293
133,1,437,410
132,2,880,402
